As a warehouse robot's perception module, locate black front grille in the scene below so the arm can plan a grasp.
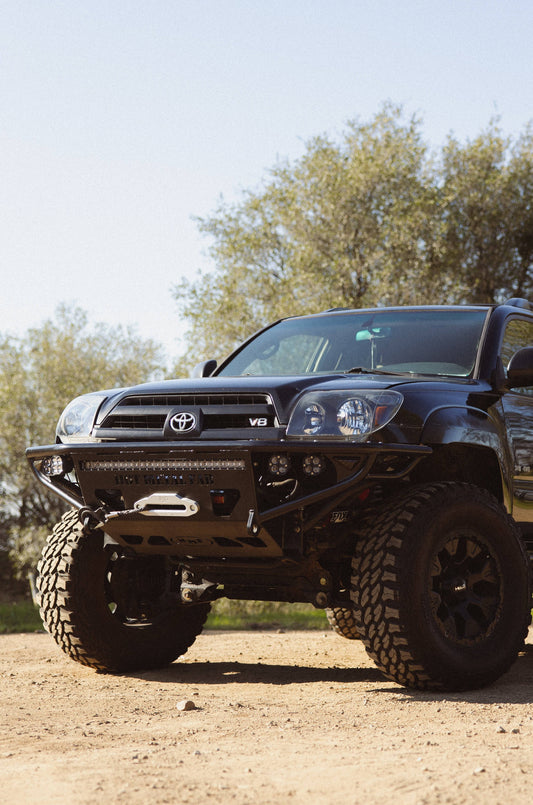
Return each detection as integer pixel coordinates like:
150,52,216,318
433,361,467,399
95,393,277,439
121,393,269,407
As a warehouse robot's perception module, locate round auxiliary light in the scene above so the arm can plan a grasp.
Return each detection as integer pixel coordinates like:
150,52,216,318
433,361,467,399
268,454,290,476
337,398,373,437
302,455,325,477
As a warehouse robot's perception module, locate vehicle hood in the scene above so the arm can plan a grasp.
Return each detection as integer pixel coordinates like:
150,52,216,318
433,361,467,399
95,372,476,426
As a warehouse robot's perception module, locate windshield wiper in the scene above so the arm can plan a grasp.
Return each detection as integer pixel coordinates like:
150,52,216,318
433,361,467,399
345,366,406,376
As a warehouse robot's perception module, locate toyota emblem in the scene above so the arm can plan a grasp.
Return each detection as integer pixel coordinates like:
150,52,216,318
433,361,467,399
169,411,197,433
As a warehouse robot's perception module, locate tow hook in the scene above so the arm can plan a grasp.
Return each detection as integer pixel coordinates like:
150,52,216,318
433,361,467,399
247,509,261,536
78,506,105,532
180,576,220,604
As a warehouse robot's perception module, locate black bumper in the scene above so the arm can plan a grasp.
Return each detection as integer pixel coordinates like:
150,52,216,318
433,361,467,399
27,440,431,558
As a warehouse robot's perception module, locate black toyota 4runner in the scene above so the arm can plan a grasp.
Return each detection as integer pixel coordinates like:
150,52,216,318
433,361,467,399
27,301,533,690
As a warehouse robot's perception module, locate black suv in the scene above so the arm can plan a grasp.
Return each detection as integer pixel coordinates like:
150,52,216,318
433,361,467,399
27,301,533,690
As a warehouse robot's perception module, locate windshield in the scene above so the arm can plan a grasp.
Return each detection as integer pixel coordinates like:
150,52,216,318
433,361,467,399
217,308,490,378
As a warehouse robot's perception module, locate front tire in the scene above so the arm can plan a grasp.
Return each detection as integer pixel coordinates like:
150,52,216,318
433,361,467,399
37,510,210,672
351,483,531,691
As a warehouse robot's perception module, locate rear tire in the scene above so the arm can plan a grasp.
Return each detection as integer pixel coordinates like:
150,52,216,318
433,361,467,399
325,607,360,639
37,510,210,672
350,483,531,691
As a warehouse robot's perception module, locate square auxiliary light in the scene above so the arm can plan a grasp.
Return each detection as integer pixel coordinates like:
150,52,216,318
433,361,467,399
41,456,65,477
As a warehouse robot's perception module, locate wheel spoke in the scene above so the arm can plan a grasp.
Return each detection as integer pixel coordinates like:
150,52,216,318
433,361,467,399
431,530,500,643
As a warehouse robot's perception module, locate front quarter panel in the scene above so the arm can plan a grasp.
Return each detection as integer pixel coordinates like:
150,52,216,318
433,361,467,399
419,399,512,509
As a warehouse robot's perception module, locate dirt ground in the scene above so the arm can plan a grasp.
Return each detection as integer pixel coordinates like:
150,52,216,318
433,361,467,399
1,628,533,805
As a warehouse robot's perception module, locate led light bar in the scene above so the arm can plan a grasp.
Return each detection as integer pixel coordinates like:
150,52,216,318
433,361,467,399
80,458,246,472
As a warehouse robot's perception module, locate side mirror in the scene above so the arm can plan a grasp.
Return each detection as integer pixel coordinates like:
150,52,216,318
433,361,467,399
507,347,533,388
191,359,218,378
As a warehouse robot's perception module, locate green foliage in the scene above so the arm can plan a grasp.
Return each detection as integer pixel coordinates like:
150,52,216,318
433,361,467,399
173,106,533,370
0,601,43,633
0,305,165,577
207,599,328,631
439,121,533,302
0,599,326,633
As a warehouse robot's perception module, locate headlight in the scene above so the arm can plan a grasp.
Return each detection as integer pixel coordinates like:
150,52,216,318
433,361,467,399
56,394,107,443
337,398,373,436
286,390,403,441
303,402,325,435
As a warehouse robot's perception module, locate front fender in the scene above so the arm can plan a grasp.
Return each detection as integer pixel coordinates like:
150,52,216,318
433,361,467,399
420,404,512,511
421,405,502,451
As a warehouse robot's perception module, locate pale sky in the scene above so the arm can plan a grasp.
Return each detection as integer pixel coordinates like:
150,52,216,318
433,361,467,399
2,0,533,361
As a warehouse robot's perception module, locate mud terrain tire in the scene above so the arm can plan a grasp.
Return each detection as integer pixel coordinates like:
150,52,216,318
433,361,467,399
350,483,531,691
37,510,210,672
326,607,360,639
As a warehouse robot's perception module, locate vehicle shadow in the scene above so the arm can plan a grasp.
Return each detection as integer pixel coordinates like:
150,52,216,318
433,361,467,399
127,643,533,702
128,660,385,686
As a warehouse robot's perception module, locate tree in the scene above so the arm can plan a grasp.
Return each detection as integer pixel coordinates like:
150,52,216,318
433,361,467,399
0,305,165,579
438,121,533,302
173,107,533,372
173,105,443,367
506,124,533,298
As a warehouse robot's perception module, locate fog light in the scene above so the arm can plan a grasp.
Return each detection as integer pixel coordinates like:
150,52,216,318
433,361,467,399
302,455,325,476
268,454,290,476
41,455,65,477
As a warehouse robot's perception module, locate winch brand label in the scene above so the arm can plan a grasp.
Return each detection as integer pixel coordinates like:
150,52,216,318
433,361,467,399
114,472,215,486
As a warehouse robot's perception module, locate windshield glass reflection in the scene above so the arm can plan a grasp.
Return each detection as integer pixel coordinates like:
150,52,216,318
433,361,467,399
217,308,490,378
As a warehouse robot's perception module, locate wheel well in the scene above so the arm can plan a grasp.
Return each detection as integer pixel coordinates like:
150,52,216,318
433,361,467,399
411,444,503,502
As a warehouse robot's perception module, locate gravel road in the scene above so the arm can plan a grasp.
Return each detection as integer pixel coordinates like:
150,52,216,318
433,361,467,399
1,628,532,804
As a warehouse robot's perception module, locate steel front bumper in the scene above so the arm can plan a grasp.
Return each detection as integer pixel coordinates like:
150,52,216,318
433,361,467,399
27,441,431,558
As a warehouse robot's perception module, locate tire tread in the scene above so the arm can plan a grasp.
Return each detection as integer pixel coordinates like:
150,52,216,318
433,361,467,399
350,483,531,690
